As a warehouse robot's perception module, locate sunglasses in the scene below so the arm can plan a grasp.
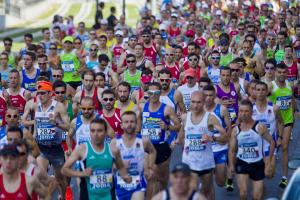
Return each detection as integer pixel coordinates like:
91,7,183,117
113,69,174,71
38,62,47,65
211,56,220,60
231,69,239,72
186,76,195,79
126,60,136,63
19,152,27,156
189,58,198,61
80,106,94,111
238,28,244,31
55,91,66,95
160,78,171,83
6,114,18,119
165,54,174,56
144,96,149,100
148,90,161,95
37,91,48,95
90,49,98,51
53,75,62,78
142,35,150,38
265,67,274,71
103,98,114,102
90,32,96,35
4,43,12,46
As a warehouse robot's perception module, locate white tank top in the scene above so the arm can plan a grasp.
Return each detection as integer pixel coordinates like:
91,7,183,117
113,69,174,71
25,163,36,176
236,122,264,163
252,102,276,152
239,78,247,97
75,117,91,145
178,83,199,111
115,136,145,190
182,112,215,171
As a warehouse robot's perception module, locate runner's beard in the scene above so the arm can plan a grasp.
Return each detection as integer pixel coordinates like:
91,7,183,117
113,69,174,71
119,96,128,102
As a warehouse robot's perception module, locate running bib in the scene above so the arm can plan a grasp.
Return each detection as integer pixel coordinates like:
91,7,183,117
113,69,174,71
117,174,140,190
228,107,237,122
35,112,56,141
187,134,206,151
61,131,67,141
238,143,259,159
61,61,75,72
276,96,291,110
142,128,161,141
90,170,113,189
78,136,90,145
257,119,271,132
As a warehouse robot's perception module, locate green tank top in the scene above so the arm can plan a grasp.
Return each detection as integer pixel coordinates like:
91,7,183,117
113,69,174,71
124,70,142,91
60,51,81,83
85,141,114,200
220,53,234,67
269,80,293,125
8,53,16,68
275,49,284,63
67,99,74,121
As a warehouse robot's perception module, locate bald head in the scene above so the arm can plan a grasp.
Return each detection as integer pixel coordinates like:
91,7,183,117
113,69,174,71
191,91,204,101
166,48,174,54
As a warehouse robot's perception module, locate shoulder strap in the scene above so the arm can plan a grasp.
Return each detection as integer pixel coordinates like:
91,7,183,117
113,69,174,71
188,190,197,200
165,189,170,200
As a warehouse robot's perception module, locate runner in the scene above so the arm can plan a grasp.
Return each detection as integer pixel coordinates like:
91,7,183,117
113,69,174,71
0,143,46,199
115,81,139,114
3,69,31,115
85,43,99,71
73,69,102,115
31,81,70,198
268,63,298,188
61,118,132,200
131,68,153,105
139,82,181,198
98,89,124,137
261,59,276,84
178,68,199,111
164,48,180,86
216,67,240,125
253,81,280,178
228,99,275,200
152,163,206,200
203,50,221,86
178,91,226,199
20,52,40,92
120,54,142,92
60,36,82,89
117,35,137,72
112,111,156,200
158,68,186,113
2,37,17,68
203,85,231,187
141,30,157,65
229,60,249,99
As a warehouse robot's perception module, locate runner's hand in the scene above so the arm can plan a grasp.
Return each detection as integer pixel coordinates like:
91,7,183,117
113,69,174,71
202,134,213,142
65,149,72,157
159,121,168,130
122,174,132,183
276,137,282,147
82,168,93,177
228,165,235,177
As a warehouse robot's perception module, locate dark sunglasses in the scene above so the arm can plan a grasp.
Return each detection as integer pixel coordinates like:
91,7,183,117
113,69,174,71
160,78,171,83
55,91,66,95
38,62,47,65
4,43,12,46
6,114,18,119
211,56,220,60
81,107,94,111
49,47,57,50
90,49,98,51
189,58,198,61
53,75,62,78
127,60,136,63
231,69,239,72
166,54,174,56
37,91,48,95
103,98,114,102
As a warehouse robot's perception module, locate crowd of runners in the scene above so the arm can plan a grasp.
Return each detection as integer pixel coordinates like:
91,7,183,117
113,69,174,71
0,0,299,199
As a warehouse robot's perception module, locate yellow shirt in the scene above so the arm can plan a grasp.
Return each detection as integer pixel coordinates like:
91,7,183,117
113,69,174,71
107,38,117,49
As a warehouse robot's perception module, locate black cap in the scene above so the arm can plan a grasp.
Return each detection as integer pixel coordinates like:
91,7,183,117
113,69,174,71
171,163,191,175
141,29,151,36
0,144,20,156
129,35,137,40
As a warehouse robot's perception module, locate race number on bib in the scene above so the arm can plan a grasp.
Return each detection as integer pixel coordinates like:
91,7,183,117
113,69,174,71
142,128,161,141
62,61,75,72
276,96,291,110
117,174,140,190
90,170,112,189
238,143,259,159
187,134,206,151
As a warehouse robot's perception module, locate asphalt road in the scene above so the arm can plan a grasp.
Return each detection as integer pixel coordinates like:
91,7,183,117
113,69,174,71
168,104,300,200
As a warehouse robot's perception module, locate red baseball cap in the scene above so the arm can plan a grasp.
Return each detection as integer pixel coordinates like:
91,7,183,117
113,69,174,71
141,74,153,84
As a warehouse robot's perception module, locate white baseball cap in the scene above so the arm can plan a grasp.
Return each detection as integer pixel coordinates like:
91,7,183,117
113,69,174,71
115,30,124,36
216,10,222,16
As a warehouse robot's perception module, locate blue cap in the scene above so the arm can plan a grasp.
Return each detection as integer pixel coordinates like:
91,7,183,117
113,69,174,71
171,163,191,174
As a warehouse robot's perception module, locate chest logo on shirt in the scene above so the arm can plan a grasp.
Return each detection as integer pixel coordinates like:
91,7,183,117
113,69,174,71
231,91,236,96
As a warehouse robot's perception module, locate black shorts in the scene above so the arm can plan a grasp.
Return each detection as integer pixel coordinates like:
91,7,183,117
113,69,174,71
284,123,293,128
235,159,265,181
67,81,82,90
153,142,172,164
191,168,213,177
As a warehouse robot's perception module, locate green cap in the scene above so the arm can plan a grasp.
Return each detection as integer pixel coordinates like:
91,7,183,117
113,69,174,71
62,36,74,43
